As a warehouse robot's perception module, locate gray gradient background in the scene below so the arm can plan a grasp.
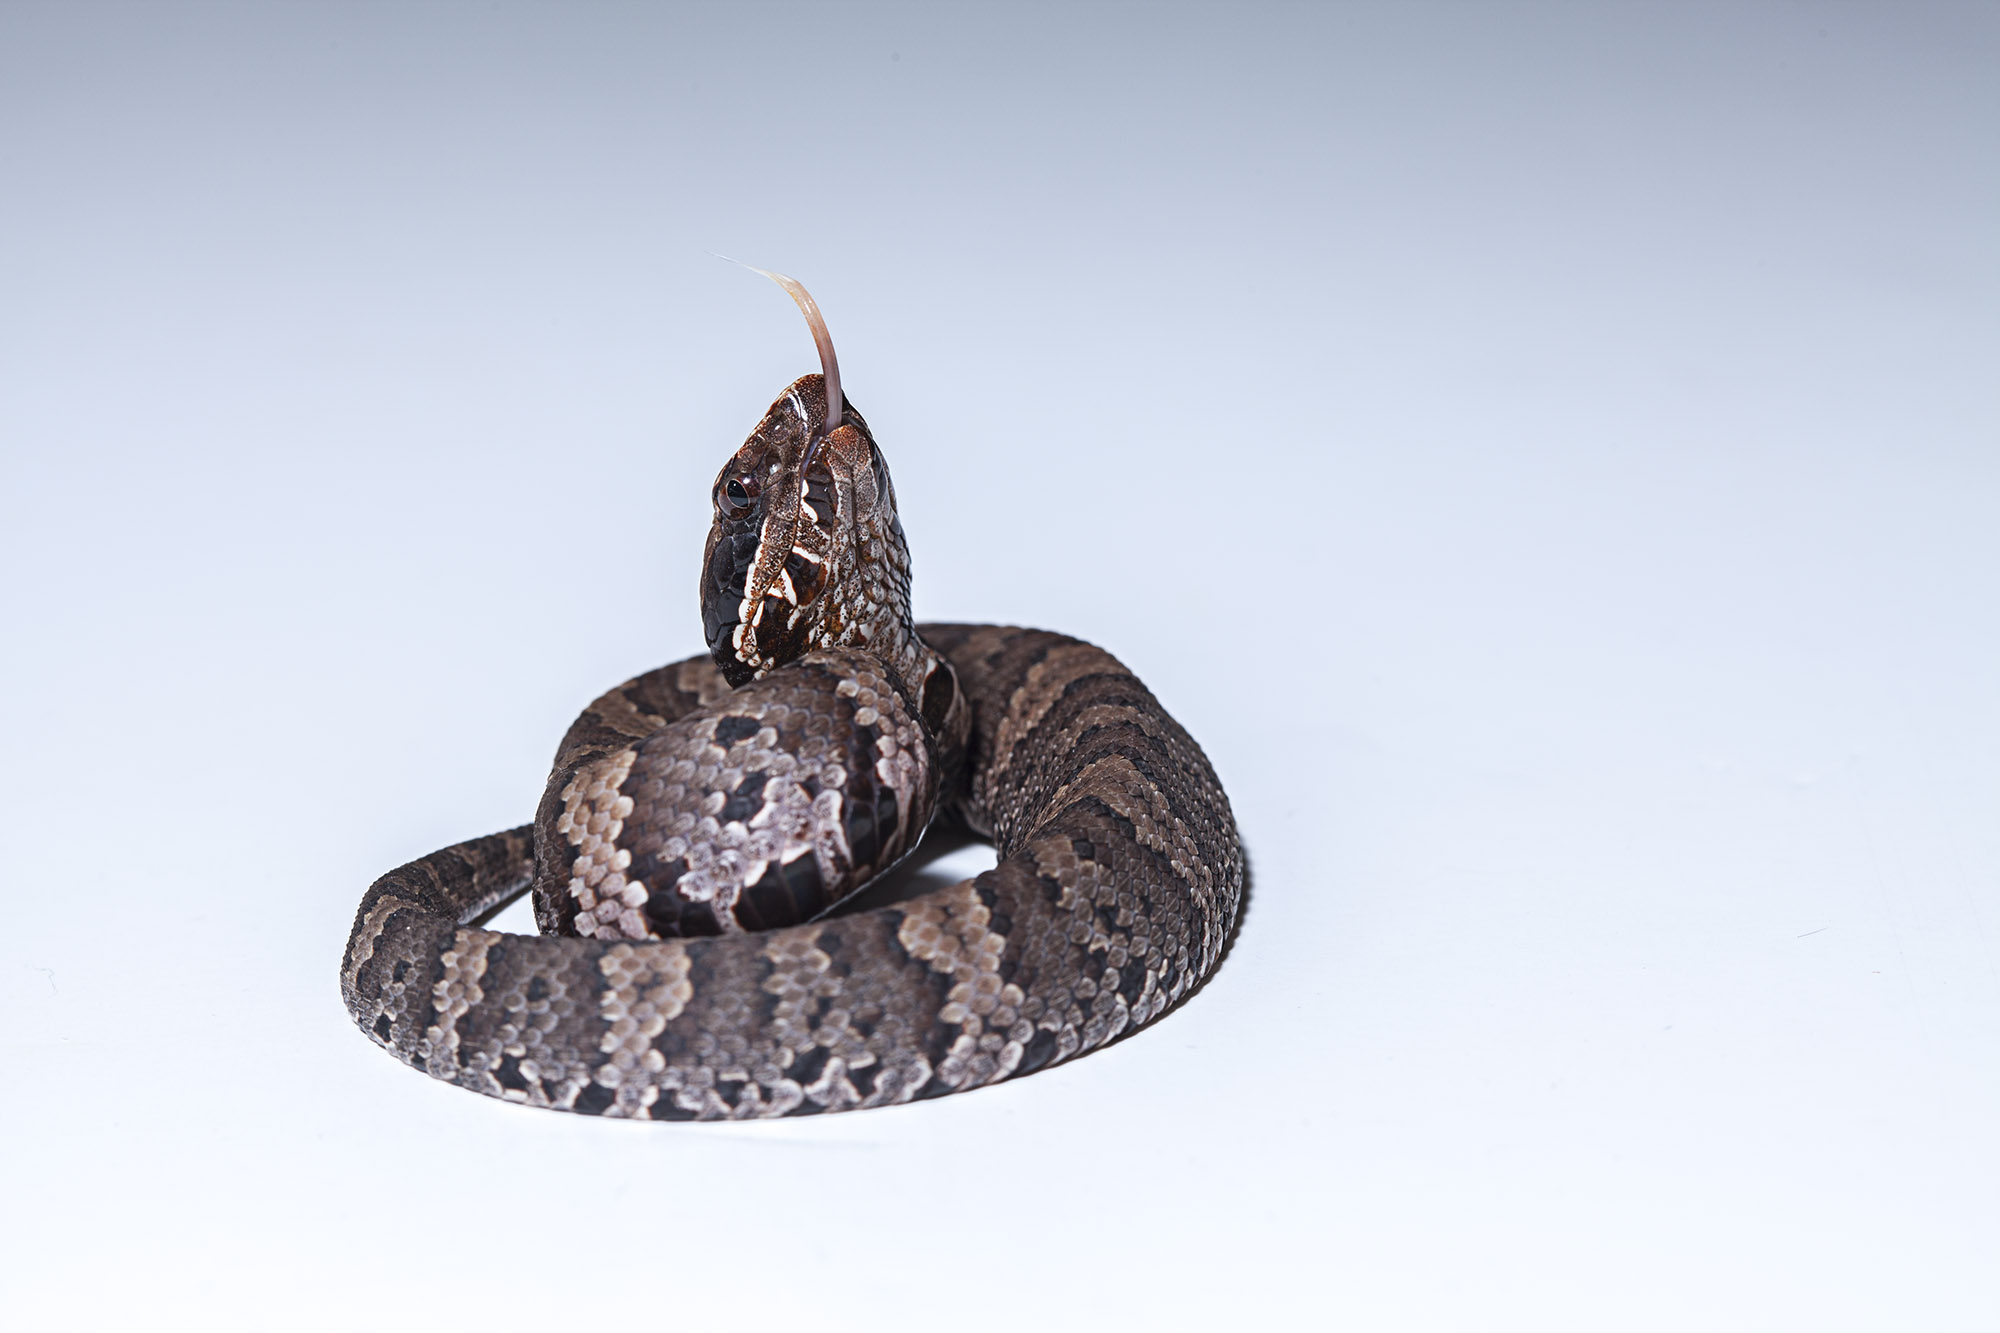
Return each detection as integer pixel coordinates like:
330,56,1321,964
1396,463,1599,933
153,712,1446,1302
3,2,1996,1328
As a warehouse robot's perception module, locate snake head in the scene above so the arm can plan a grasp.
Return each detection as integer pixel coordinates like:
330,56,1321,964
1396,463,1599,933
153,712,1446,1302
700,371,914,688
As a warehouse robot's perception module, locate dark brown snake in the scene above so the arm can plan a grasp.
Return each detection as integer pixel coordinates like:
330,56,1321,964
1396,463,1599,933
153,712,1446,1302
340,278,1245,1119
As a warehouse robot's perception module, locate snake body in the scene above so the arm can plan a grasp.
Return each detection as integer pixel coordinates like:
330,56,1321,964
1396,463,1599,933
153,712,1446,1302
341,331,1244,1119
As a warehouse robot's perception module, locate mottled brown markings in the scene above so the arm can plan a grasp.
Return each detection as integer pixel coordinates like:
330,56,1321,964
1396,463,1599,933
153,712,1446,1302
358,908,454,1070
592,941,694,1113
342,392,1245,1118
547,652,938,943
555,747,642,939
712,714,760,747
1035,754,1211,892
580,688,670,748
895,880,1033,1095
344,893,417,1003
424,928,496,1076
671,656,733,709
987,641,1116,782
757,926,868,1111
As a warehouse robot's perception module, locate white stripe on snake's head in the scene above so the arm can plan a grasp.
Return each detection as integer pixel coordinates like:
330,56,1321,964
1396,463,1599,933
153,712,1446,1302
699,377,915,691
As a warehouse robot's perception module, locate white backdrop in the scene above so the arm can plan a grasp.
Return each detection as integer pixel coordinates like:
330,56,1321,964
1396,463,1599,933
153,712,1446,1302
4,4,1995,1329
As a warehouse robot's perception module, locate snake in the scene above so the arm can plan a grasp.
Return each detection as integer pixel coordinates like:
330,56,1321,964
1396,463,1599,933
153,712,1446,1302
339,274,1245,1119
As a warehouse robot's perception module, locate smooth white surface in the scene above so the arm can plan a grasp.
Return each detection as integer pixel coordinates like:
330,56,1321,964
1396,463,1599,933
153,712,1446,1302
3,3,1995,1329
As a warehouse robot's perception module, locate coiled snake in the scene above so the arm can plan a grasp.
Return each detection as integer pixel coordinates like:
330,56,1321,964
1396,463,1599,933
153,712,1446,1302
340,277,1245,1118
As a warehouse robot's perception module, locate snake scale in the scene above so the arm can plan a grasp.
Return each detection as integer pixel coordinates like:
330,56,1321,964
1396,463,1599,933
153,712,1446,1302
340,278,1245,1119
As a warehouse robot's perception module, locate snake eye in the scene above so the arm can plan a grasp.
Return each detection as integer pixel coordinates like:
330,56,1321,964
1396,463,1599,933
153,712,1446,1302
719,473,759,518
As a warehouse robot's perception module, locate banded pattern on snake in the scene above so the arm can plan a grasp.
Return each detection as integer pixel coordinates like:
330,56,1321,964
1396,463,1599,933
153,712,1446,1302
340,280,1244,1118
